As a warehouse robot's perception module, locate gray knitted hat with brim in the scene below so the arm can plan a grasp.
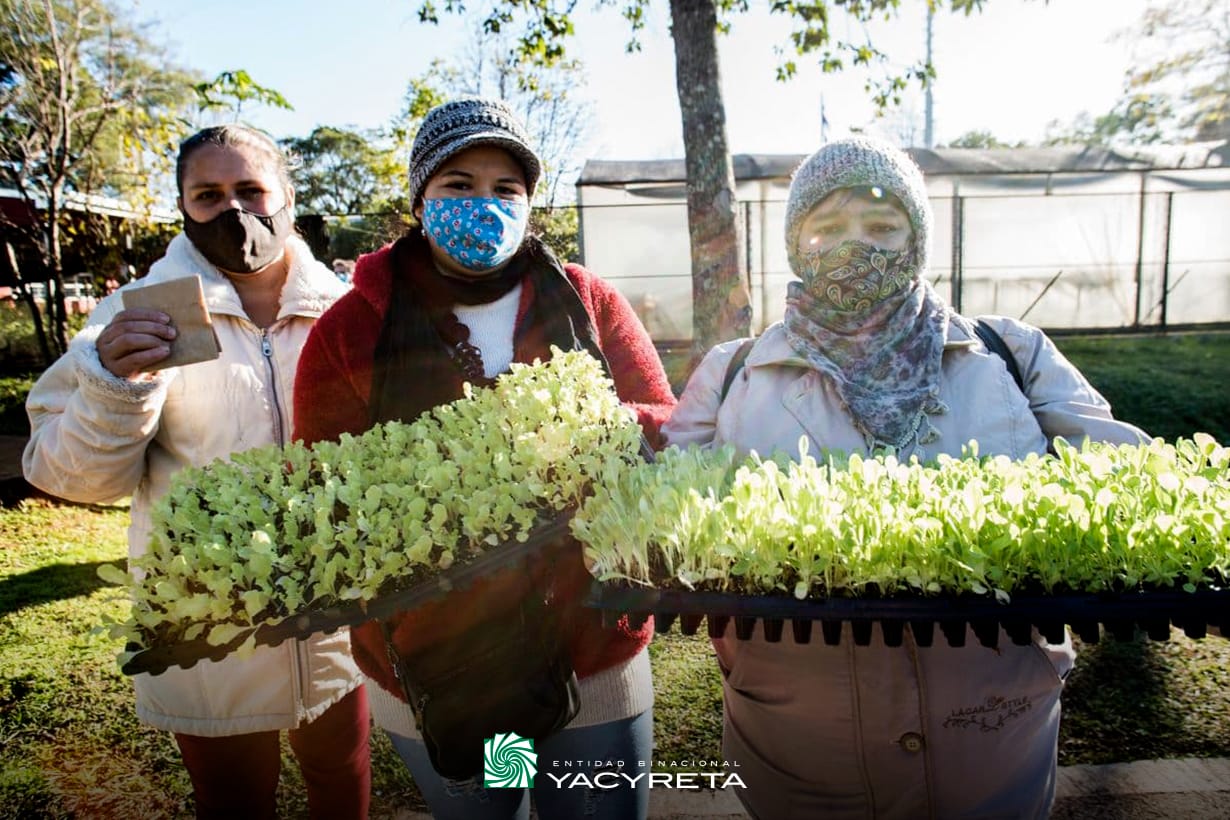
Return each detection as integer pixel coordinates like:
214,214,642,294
408,98,542,209
784,136,932,272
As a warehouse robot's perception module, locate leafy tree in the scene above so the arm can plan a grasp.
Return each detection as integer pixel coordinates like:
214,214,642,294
193,69,293,123
323,213,414,260
395,23,594,209
1121,0,1229,141
411,0,991,361
531,204,580,262
281,125,406,216
943,130,1021,149
1042,95,1173,147
1051,0,1228,147
0,0,196,361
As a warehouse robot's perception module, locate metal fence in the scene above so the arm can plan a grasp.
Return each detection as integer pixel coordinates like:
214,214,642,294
576,171,1230,342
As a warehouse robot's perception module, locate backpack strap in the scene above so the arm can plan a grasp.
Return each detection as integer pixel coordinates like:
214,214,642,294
972,319,1025,394
720,337,757,402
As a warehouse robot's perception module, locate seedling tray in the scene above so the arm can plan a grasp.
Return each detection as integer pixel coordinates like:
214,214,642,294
121,512,575,676
586,582,1230,647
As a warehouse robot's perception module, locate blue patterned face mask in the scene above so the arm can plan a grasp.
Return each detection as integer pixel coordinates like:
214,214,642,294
421,197,529,272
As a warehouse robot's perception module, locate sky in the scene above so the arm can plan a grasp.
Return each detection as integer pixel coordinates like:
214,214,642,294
137,0,1154,161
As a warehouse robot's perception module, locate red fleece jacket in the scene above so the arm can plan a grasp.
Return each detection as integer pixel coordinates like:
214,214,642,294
293,243,676,700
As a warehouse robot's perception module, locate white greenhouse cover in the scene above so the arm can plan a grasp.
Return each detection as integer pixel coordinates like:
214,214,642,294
575,142,1230,341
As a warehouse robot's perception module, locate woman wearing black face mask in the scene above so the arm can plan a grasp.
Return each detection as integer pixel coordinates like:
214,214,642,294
23,125,368,819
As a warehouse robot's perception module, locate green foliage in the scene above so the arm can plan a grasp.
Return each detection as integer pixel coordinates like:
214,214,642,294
415,0,989,117
0,498,192,818
646,631,723,769
0,306,85,377
1060,633,1230,765
106,351,643,657
0,372,36,435
1047,0,1229,145
193,69,293,121
1043,94,1174,147
0,0,197,356
324,213,413,260
394,34,594,208
281,125,407,217
943,130,1023,149
0,497,433,817
1058,332,1230,444
3,439,1230,814
577,436,1230,599
532,205,580,262
0,307,47,374
1124,0,1230,141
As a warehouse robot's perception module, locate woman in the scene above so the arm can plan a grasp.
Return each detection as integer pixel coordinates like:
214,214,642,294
23,125,367,819
662,136,1150,819
292,98,676,820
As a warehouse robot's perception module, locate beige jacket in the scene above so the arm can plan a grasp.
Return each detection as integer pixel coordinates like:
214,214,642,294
24,234,362,736
662,315,1149,820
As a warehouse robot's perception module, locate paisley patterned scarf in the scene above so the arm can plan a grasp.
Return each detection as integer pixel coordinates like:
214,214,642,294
783,238,951,452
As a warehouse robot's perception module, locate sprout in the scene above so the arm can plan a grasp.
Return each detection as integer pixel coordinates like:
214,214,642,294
573,436,1230,600
110,349,643,658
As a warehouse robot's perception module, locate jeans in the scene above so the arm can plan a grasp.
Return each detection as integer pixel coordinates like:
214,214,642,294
388,709,653,820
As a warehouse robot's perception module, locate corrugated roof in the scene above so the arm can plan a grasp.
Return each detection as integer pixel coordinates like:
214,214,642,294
0,187,178,222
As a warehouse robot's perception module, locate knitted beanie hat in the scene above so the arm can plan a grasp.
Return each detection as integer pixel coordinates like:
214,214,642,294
408,98,542,208
784,136,932,272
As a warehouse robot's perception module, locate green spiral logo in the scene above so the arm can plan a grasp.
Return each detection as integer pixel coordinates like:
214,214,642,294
483,731,537,788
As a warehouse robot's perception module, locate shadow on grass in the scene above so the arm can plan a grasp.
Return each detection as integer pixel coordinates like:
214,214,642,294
0,560,118,617
0,762,68,820
1059,633,1186,766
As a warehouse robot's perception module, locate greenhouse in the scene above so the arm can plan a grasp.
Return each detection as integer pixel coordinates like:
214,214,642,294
575,141,1230,342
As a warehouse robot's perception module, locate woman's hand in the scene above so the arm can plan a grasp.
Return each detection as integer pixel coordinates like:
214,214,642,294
95,308,177,379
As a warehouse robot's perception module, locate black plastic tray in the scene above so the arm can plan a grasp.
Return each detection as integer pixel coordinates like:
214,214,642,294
586,582,1230,647
121,512,575,676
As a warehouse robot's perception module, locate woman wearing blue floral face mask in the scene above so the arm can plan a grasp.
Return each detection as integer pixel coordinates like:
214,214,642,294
292,98,675,820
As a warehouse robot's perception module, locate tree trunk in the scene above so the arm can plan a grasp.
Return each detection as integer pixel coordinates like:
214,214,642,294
669,0,751,370
5,242,54,368
45,196,69,356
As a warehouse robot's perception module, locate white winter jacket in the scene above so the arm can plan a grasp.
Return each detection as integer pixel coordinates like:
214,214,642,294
662,315,1149,820
23,234,362,736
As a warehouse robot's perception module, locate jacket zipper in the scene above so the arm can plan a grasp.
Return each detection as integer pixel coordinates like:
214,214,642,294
259,329,286,448
260,326,306,715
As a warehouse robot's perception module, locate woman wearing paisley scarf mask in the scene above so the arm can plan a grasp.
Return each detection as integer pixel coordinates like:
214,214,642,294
293,98,675,820
663,136,1148,820
23,125,367,818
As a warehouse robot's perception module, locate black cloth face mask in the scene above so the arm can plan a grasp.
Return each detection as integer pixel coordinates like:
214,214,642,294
182,206,294,273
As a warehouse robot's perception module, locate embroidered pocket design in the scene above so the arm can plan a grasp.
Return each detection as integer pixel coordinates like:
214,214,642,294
942,696,1032,732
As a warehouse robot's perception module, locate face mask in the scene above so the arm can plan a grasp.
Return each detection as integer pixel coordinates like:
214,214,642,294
789,239,918,314
421,197,529,272
182,205,294,274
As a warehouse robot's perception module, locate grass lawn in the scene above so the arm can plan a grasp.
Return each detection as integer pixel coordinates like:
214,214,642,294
3,330,1229,816
5,499,1230,817
1054,331,1230,444
0,498,425,819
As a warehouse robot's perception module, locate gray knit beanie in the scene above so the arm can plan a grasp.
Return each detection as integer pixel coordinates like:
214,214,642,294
784,136,932,272
408,98,542,209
